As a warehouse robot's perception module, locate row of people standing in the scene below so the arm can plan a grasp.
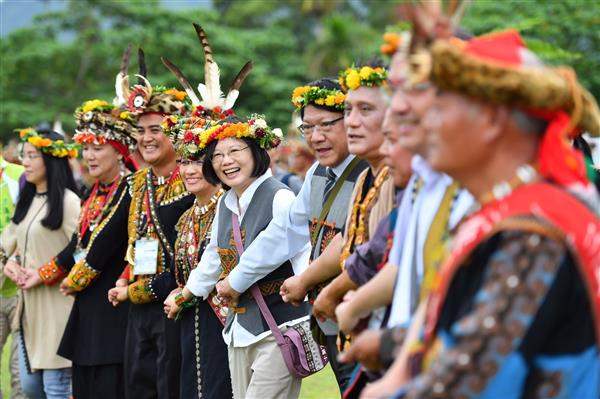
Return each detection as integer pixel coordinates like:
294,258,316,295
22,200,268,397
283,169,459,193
2,11,600,399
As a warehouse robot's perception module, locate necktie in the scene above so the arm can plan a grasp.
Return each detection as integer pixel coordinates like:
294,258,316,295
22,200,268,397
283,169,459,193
322,167,337,206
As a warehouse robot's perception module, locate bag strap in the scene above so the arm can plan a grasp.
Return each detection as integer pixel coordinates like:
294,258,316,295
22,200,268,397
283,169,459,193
231,213,288,347
310,157,362,243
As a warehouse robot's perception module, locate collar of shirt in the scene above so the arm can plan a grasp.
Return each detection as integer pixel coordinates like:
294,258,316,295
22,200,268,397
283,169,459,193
223,169,273,219
330,154,356,177
412,154,450,188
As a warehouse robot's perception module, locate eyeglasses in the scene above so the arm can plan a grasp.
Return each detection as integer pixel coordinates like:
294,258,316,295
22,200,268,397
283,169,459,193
298,116,344,136
210,146,249,164
19,153,42,161
176,159,204,167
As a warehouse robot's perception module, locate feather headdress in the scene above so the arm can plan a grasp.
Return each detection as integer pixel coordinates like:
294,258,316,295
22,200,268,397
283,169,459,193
161,23,253,115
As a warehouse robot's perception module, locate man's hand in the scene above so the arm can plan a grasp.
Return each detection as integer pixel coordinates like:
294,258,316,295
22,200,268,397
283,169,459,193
115,278,128,288
338,329,384,371
359,371,404,399
215,278,240,307
107,285,128,307
312,284,339,322
19,268,42,290
335,290,365,334
280,275,308,306
163,288,182,319
59,277,76,296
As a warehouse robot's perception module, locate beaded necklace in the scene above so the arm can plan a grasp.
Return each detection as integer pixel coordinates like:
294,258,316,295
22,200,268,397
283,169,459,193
174,190,223,285
340,166,390,267
78,176,121,242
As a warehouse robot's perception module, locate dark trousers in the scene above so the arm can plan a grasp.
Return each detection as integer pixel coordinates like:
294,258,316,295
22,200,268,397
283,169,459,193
73,363,125,399
325,334,357,393
124,302,181,399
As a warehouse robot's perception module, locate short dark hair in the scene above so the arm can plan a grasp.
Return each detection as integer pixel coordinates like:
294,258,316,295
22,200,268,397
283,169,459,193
13,129,80,230
300,78,344,119
202,137,271,190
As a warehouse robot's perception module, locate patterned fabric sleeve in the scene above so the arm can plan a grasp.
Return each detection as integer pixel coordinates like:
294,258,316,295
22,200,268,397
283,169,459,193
127,277,158,304
405,231,568,398
38,258,68,286
147,270,177,302
63,259,100,292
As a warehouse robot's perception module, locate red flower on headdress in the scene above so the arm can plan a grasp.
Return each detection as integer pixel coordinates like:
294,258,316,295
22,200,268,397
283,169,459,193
184,130,194,143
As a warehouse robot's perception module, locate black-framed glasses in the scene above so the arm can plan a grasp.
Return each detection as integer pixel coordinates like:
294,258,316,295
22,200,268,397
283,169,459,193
298,116,344,136
210,146,249,164
176,158,204,167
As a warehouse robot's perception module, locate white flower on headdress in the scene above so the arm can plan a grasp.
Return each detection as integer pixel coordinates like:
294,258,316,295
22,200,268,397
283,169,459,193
273,128,283,138
83,112,94,122
186,143,198,153
133,95,145,108
254,118,267,129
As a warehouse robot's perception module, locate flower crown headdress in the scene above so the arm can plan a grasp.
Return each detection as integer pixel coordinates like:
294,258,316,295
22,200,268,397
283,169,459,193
170,115,283,160
291,85,346,111
73,98,138,151
114,46,190,116
339,65,388,91
161,23,253,123
18,128,79,158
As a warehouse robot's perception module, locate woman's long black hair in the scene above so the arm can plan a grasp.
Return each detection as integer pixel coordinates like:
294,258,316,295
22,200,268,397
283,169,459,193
12,129,80,230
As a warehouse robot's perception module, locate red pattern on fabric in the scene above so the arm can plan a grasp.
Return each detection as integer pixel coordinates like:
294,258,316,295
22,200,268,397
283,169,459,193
425,182,600,346
464,29,524,66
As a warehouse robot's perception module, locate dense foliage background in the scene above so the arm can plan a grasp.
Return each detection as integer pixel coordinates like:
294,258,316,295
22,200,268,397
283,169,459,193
1,0,598,142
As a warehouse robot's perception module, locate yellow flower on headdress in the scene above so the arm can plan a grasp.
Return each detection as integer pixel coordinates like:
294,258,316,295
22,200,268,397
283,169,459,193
334,93,346,104
359,66,374,79
315,98,325,105
164,89,187,101
345,70,361,90
68,149,79,158
81,99,109,113
292,86,310,100
325,96,336,106
119,111,130,120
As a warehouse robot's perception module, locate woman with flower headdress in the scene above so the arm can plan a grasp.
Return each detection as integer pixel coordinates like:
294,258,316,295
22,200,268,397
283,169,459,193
168,115,310,399
0,127,80,398
31,98,139,398
161,115,228,399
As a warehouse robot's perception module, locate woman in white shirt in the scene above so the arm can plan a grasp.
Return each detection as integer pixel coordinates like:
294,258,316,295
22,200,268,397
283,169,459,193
166,116,310,399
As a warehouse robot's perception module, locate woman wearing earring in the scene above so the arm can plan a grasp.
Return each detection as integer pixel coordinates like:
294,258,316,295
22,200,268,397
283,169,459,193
40,99,138,398
0,127,80,398
170,116,311,399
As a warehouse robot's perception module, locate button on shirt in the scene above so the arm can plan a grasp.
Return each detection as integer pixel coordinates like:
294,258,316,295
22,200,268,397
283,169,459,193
185,170,311,347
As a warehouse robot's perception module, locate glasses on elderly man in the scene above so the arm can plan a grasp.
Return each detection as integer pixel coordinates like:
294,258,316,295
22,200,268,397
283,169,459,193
298,116,344,136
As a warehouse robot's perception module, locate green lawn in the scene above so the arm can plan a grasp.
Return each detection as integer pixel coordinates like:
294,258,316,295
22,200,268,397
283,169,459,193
1,337,340,398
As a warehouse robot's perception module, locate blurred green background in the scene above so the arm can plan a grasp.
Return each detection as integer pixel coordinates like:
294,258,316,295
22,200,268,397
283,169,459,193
1,0,599,143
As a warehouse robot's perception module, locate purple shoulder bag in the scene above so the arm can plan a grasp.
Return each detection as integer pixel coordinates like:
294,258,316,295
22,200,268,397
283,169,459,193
231,213,328,378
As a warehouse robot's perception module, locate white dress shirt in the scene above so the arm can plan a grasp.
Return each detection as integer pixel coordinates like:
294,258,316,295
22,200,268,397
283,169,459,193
387,155,475,328
228,154,357,285
185,169,311,347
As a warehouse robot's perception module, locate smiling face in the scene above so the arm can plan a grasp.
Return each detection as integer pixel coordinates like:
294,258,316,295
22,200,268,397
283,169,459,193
21,142,46,186
211,137,256,194
381,107,413,187
178,157,215,197
343,86,387,162
82,142,121,182
137,113,176,167
302,105,348,168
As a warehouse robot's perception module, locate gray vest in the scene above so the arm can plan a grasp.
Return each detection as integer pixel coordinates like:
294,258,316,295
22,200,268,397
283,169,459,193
217,177,308,337
308,160,369,260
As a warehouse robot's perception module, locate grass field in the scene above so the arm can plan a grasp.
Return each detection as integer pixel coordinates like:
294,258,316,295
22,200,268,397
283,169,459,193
1,336,340,398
